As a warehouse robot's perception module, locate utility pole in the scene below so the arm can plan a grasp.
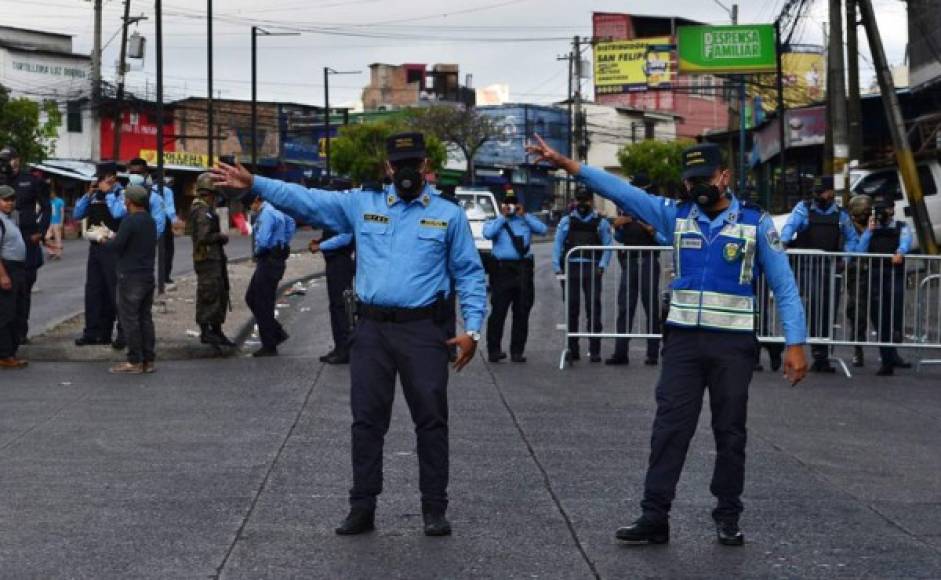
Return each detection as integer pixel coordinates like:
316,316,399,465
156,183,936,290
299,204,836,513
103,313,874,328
155,0,166,294
858,0,937,253
573,36,586,163
828,0,849,202
323,67,359,182
207,0,214,165
731,5,748,194
846,0,863,162
251,26,258,172
556,51,574,203
91,0,102,161
775,19,787,203
111,0,135,162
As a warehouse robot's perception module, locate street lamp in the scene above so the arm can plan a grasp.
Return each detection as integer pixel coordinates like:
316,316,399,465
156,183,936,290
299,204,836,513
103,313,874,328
251,27,299,171
323,67,360,181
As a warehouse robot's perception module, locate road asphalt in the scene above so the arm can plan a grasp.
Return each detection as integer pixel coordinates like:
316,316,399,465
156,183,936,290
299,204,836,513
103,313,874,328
2,244,940,578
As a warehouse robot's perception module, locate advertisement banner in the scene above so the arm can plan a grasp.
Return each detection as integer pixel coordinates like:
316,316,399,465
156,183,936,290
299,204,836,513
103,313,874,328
677,25,777,74
139,149,214,169
593,37,674,96
752,50,826,109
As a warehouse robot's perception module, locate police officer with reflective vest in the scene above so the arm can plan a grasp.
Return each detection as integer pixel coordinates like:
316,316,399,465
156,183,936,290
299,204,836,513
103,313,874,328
552,185,613,362
242,190,295,357
212,132,486,538
857,194,913,376
482,188,546,363
73,162,126,347
529,137,808,546
607,173,667,367
781,175,859,372
0,145,50,343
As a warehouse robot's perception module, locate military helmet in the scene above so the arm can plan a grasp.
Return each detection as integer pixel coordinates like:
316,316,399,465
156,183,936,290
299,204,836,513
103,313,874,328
195,172,216,195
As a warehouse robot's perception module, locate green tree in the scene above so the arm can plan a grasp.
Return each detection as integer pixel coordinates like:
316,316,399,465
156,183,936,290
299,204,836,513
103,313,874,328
330,120,446,184
0,85,62,163
617,139,694,194
404,105,500,185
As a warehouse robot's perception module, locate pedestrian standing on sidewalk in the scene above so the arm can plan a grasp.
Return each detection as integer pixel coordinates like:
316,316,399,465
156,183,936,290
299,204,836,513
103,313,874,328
73,162,126,348
211,131,486,538
242,190,295,357
103,185,157,374
528,136,808,547
0,185,29,369
187,173,235,348
483,187,547,363
46,190,65,260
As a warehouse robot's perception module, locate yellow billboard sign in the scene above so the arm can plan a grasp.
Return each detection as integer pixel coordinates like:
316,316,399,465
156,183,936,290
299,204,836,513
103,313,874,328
139,149,218,169
594,36,674,96
753,50,826,110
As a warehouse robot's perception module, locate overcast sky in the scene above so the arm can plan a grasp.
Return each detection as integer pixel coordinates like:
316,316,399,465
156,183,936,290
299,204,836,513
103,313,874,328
5,0,911,108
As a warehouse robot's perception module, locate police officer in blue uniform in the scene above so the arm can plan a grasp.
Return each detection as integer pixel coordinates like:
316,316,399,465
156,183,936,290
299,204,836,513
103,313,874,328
242,190,296,357
74,162,127,347
857,194,913,376
482,188,547,363
212,132,487,538
312,227,354,364
781,175,860,372
553,186,613,362
529,137,808,546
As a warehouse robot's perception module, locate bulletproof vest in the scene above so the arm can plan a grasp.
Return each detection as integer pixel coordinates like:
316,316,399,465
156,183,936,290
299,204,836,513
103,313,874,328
793,202,842,251
618,220,655,247
322,228,353,257
13,172,40,232
564,215,602,253
87,194,120,232
868,222,902,254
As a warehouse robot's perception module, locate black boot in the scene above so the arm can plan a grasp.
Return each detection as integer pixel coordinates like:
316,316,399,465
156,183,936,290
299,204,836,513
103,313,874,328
200,324,220,345
213,324,236,347
769,349,783,372
422,509,452,537
715,519,744,546
615,516,669,544
335,508,375,535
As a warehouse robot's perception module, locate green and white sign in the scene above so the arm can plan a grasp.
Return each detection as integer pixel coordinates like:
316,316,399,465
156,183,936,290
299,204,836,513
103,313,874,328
677,24,777,74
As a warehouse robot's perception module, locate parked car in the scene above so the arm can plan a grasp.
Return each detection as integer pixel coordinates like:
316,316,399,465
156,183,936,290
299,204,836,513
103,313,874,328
455,187,498,256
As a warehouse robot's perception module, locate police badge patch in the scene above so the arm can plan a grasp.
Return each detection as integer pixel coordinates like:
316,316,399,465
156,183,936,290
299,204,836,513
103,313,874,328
766,228,784,252
723,242,743,262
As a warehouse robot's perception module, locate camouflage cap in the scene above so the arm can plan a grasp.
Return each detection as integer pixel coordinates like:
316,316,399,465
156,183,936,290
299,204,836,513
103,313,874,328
195,172,216,195
0,185,16,199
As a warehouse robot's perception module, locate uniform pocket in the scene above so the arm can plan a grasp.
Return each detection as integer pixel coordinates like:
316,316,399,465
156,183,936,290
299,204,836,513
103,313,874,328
360,221,390,236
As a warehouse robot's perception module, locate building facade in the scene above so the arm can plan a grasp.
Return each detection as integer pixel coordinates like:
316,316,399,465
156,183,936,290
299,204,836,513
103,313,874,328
362,63,474,111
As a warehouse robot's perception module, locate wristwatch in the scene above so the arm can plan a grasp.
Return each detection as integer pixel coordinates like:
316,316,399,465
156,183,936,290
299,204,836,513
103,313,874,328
466,331,481,343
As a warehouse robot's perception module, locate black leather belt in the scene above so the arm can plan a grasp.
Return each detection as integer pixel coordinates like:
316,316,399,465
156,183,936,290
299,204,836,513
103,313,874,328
358,302,436,323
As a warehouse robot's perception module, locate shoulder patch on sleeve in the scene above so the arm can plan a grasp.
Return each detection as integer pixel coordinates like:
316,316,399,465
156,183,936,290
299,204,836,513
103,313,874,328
766,227,784,252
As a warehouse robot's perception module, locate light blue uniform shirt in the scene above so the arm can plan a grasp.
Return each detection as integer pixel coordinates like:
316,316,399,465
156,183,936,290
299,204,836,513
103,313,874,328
73,184,127,222
148,190,166,237
320,232,353,252
781,201,860,252
551,210,614,273
253,201,295,254
482,213,548,260
250,176,487,333
577,164,807,345
157,185,176,222
856,219,913,254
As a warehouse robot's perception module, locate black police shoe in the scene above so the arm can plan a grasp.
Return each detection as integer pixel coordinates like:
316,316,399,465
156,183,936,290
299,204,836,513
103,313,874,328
510,353,527,363
753,362,765,372
605,356,629,366
252,346,278,358
567,350,581,362
589,354,602,363
644,356,658,366
852,347,865,368
335,508,375,535
422,511,452,537
615,516,669,544
319,350,336,363
812,359,836,373
75,336,110,347
769,350,783,371
715,519,745,546
324,352,350,365
876,365,895,376
487,351,504,363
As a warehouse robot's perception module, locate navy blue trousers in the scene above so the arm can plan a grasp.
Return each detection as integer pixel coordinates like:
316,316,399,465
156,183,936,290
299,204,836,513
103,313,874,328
82,243,118,341
348,317,450,512
642,327,756,524
325,253,354,355
245,257,286,350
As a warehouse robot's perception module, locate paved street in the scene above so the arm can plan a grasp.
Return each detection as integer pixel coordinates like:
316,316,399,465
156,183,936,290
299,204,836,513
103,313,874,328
3,244,941,578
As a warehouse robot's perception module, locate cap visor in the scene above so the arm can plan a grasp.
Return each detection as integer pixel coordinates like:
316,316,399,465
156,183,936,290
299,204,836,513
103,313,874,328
681,166,715,180
387,150,426,162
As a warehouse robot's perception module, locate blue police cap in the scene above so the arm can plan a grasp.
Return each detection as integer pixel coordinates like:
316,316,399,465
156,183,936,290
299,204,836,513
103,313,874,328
96,161,119,178
813,175,834,193
681,144,723,180
386,132,427,162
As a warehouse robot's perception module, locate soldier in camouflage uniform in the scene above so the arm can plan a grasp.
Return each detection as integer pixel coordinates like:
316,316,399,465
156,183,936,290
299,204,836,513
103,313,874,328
186,173,234,347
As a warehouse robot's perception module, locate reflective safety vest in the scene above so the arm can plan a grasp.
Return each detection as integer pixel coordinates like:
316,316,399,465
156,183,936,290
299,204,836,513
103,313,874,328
668,202,761,333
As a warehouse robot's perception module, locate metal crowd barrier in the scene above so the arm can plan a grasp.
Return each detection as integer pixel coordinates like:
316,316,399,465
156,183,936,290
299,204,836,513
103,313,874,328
558,246,941,375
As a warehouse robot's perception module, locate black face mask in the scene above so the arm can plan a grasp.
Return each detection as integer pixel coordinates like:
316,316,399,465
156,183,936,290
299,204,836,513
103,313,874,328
814,196,834,210
689,180,722,207
577,203,592,215
392,162,424,200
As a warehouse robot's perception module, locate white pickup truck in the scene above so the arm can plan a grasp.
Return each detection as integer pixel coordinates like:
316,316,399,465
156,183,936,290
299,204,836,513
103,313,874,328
454,187,499,256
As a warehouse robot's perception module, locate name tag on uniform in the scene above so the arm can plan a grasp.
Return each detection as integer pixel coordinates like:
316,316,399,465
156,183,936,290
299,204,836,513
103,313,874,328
680,237,703,250
363,213,390,224
419,218,448,229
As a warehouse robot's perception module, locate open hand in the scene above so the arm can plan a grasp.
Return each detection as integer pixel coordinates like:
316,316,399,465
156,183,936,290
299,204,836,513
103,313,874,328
446,334,477,372
0,274,11,291
211,160,253,190
783,345,808,386
526,134,580,174
892,252,904,265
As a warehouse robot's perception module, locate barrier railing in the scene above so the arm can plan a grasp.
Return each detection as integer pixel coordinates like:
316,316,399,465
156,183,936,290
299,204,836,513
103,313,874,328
558,246,941,374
